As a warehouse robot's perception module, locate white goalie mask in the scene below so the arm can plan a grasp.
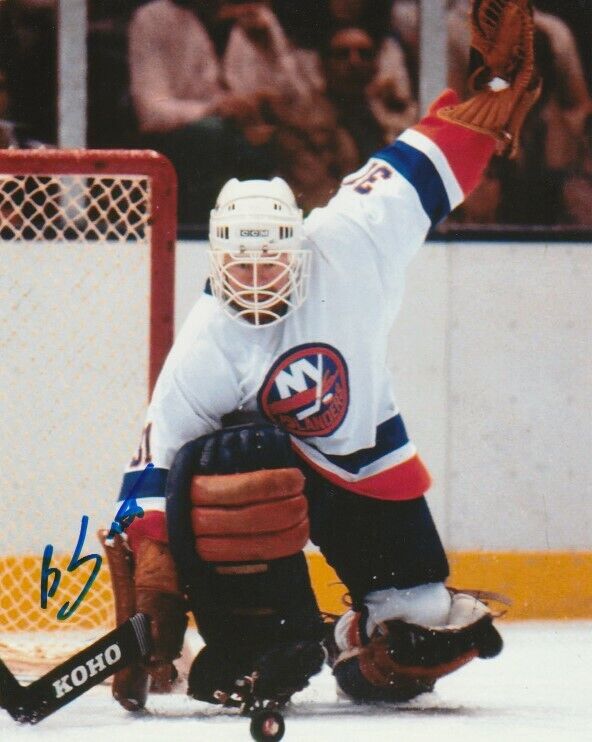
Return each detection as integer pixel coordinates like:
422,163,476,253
208,177,311,326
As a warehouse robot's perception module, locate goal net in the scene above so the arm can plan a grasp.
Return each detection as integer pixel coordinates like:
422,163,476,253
0,149,176,676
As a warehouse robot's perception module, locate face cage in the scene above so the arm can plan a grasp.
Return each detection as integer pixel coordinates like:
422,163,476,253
207,249,312,326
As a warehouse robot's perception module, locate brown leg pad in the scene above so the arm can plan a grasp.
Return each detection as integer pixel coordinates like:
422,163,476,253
99,530,150,708
98,530,136,624
99,530,169,708
112,664,150,711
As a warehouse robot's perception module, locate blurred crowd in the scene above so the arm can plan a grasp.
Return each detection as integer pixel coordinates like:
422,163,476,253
0,0,591,227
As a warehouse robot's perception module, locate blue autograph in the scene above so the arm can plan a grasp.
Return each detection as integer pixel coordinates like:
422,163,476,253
40,463,152,619
40,515,102,621
106,462,152,539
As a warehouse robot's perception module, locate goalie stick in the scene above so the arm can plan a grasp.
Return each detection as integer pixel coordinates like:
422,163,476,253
0,614,291,740
0,613,150,724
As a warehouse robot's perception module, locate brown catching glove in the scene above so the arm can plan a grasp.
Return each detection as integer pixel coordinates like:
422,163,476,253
99,530,188,710
438,0,542,157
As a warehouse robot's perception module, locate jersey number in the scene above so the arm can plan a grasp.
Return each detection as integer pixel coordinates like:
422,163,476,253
129,423,152,468
344,162,393,194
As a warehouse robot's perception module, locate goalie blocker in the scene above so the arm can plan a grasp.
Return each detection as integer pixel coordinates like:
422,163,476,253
166,423,326,703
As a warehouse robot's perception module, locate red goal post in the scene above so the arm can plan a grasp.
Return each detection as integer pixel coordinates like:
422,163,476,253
0,149,177,675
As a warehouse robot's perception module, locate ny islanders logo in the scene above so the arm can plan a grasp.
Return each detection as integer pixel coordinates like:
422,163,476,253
258,343,349,437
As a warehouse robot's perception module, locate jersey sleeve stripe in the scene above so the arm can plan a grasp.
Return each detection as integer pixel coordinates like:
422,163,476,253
372,140,452,226
398,128,464,210
118,466,168,501
110,496,165,529
411,89,496,197
134,496,166,512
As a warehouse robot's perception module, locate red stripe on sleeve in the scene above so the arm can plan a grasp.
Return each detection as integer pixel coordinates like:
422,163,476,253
126,510,168,553
413,89,496,196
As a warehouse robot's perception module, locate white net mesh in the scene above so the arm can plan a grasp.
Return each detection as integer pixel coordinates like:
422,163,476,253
0,174,150,242
0,154,175,677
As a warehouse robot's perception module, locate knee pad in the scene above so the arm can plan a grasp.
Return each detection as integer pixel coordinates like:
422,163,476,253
166,423,324,652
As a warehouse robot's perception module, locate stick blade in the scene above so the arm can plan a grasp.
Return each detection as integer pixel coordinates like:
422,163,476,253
0,657,29,722
17,613,151,724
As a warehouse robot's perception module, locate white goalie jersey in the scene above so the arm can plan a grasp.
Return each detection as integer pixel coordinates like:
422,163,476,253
118,91,494,512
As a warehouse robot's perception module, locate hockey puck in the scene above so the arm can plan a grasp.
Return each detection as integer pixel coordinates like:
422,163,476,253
249,708,285,741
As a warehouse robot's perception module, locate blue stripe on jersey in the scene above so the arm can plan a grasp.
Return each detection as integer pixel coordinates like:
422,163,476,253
374,140,451,225
319,414,410,474
118,467,168,502
204,278,213,295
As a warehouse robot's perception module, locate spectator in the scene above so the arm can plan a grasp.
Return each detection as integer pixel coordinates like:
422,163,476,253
562,115,592,225
2,0,56,144
0,67,14,148
392,0,468,98
534,0,592,93
129,0,231,138
498,18,590,225
221,1,322,103
397,0,592,225
271,0,332,51
330,0,417,138
494,21,591,225
324,27,417,162
273,94,359,213
128,0,275,224
0,60,46,238
390,0,419,96
448,0,591,143
88,1,138,147
0,64,45,148
329,0,393,44
533,10,591,173
366,64,418,143
323,27,396,160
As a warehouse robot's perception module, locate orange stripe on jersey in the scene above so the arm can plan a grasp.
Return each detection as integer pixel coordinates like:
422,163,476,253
295,451,432,501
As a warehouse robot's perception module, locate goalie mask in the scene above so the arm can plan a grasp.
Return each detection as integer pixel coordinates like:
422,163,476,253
208,178,310,326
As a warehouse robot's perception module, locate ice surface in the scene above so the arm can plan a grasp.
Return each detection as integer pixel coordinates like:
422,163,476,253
1,622,590,742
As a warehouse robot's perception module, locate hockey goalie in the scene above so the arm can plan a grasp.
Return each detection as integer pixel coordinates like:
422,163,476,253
103,0,539,712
